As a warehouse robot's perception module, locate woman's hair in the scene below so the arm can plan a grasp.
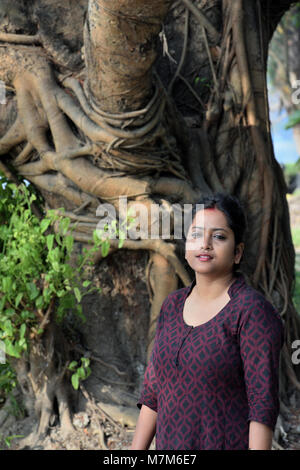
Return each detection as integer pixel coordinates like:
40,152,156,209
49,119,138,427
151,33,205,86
187,192,248,271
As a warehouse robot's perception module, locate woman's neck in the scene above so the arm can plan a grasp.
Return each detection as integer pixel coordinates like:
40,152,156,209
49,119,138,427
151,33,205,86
193,272,236,301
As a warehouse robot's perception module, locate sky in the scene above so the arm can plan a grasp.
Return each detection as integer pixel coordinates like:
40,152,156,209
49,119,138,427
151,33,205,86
268,88,299,165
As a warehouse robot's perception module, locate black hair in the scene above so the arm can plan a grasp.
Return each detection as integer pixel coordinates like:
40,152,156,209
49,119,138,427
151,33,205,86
187,192,247,272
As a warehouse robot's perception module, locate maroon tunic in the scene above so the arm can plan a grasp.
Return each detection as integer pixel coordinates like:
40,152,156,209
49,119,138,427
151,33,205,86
137,272,284,450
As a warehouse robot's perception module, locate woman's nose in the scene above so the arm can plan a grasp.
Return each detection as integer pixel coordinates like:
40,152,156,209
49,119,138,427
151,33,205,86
201,233,212,248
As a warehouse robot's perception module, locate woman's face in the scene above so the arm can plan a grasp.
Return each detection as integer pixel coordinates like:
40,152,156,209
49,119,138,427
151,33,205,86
185,207,244,277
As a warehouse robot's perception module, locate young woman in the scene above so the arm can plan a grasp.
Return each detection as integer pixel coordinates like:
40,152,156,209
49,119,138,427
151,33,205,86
130,192,284,450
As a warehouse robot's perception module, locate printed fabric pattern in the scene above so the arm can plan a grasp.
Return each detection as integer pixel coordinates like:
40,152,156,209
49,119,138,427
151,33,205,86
137,273,285,450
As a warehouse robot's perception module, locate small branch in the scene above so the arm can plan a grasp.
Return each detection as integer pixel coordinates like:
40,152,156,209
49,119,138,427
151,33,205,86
14,143,34,166
178,73,206,109
201,26,219,96
39,296,56,332
168,8,189,94
180,0,220,44
0,33,40,45
52,208,99,224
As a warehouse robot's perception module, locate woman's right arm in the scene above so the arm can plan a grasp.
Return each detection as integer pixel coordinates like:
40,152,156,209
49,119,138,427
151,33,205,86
130,404,157,450
131,297,168,450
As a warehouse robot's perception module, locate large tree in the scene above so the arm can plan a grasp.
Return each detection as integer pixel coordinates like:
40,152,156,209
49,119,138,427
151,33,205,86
0,0,299,448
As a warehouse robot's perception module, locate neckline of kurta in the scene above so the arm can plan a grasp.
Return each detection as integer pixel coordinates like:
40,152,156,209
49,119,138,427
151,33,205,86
180,272,246,329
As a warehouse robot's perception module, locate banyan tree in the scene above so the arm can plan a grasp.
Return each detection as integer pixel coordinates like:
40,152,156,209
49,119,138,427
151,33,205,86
0,0,299,448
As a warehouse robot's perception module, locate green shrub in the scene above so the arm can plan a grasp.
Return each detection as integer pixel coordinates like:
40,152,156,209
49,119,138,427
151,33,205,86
0,175,132,394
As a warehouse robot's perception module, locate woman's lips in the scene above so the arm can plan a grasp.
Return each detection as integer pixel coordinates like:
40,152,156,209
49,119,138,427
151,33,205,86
196,255,213,261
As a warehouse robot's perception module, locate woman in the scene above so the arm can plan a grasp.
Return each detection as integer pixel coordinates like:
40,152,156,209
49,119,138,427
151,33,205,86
130,192,284,450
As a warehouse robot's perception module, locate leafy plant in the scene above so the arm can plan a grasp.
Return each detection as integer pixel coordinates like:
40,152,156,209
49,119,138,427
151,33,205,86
0,174,134,366
0,364,17,396
68,357,91,390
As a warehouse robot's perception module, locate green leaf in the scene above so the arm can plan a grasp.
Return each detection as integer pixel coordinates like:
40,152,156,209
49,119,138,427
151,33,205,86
35,295,44,309
55,233,62,245
118,237,125,249
2,277,12,293
4,308,15,317
5,341,21,358
52,261,60,272
93,230,101,246
15,293,23,308
27,282,39,300
18,338,26,348
81,357,90,368
7,183,17,191
0,296,6,312
56,289,66,297
65,235,74,253
68,361,78,371
101,239,110,257
4,319,14,336
77,367,85,379
46,234,54,252
82,280,91,288
20,324,26,340
71,374,79,390
74,287,81,303
40,218,51,234
60,217,71,235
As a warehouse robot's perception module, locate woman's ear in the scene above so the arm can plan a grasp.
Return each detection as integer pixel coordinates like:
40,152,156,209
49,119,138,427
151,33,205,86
234,242,244,263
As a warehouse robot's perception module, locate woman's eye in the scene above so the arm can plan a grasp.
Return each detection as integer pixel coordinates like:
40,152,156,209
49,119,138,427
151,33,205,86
191,232,225,239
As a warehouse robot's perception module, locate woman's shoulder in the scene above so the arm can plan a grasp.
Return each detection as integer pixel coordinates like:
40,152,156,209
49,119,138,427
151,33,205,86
158,284,189,317
235,280,284,334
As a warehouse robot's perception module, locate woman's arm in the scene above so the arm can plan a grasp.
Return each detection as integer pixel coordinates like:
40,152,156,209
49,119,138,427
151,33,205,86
130,404,157,450
238,297,284,448
248,421,273,450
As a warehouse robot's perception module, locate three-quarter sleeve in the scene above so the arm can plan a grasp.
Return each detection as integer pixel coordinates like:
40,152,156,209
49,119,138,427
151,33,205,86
136,297,167,412
238,297,284,431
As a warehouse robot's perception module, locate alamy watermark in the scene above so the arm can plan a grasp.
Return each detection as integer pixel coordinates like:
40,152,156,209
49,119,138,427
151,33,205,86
292,80,300,105
0,340,6,365
292,340,300,365
0,80,6,105
95,198,205,251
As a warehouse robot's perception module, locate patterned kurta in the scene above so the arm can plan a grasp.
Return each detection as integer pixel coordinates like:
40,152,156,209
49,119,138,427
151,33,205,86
137,272,284,450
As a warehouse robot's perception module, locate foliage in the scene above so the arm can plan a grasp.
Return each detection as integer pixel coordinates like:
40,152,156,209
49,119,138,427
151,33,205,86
282,162,300,192
68,357,91,390
285,110,300,130
268,4,300,89
283,161,300,176
0,364,17,396
0,174,132,373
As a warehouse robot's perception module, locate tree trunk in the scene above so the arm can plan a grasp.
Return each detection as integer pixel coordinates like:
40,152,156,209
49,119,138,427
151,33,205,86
0,0,299,447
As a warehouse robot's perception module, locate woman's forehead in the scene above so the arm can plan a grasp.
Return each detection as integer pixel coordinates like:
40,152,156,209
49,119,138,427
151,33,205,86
192,207,228,226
